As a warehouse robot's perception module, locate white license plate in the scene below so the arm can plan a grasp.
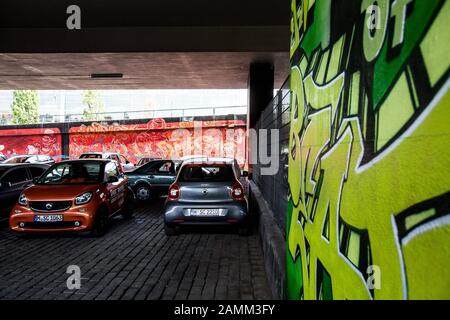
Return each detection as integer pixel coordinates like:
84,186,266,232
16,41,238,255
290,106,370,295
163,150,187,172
34,215,63,222
190,209,222,217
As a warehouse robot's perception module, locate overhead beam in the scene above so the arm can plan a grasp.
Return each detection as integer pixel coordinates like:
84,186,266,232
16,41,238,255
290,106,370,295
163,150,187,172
0,26,289,53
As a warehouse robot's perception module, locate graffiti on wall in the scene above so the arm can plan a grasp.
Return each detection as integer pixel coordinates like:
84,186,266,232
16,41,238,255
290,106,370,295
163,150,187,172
0,128,62,159
69,119,247,164
287,0,450,299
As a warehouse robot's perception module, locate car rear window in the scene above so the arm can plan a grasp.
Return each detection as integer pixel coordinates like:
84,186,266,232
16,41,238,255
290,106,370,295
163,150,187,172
80,154,102,159
178,165,235,182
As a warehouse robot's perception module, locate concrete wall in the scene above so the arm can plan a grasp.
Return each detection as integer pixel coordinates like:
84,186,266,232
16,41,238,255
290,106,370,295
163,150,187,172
287,0,450,299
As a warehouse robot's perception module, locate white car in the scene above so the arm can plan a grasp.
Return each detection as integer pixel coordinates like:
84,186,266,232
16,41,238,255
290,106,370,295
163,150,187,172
79,152,135,172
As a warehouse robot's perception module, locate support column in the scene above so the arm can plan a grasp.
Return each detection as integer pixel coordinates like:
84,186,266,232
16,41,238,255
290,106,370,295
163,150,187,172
247,63,274,128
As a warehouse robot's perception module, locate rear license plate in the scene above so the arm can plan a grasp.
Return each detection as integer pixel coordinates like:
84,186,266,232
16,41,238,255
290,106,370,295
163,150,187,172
34,215,63,223
190,209,222,217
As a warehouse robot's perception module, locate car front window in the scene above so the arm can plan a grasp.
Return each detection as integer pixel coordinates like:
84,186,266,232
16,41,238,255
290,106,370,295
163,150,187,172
38,163,102,185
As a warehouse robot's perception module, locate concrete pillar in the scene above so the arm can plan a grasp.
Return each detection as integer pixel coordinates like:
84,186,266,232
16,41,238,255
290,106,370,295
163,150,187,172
247,63,274,128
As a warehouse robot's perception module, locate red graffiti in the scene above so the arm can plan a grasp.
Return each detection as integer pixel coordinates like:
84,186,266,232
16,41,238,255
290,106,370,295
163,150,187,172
0,128,62,159
68,119,247,164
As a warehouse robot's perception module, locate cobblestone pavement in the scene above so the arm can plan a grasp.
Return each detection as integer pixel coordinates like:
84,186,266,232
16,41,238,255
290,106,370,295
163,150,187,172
0,200,271,300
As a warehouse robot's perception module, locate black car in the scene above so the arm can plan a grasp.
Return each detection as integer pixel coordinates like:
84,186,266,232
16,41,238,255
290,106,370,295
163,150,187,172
0,163,50,219
136,157,162,167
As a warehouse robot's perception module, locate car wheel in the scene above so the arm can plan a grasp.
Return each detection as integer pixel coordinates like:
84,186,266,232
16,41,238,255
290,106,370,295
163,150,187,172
13,232,29,239
164,224,177,236
135,184,151,202
238,226,250,237
91,207,109,237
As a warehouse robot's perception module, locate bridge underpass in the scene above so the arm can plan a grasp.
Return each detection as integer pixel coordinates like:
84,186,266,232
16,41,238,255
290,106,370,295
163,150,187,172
0,0,290,301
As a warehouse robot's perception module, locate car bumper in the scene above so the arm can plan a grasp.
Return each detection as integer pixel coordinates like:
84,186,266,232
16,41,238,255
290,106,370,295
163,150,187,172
9,204,96,233
164,201,248,226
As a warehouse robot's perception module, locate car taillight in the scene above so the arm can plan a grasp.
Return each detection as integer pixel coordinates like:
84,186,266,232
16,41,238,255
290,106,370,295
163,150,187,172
168,184,180,201
231,183,245,201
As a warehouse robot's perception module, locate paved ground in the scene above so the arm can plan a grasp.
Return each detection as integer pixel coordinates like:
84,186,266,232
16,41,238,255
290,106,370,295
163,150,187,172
0,199,271,300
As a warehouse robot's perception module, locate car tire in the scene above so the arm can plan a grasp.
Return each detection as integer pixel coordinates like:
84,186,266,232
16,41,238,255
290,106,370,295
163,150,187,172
164,224,177,236
90,207,109,237
13,232,29,239
135,184,152,202
238,226,250,237
121,191,135,219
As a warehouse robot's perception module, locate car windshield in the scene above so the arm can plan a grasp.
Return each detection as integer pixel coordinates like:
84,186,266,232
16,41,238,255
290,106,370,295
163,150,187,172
138,158,150,166
4,156,30,164
37,162,103,185
178,165,235,182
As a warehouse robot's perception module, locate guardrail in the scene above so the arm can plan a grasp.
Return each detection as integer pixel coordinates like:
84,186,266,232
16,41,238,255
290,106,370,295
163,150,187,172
33,105,247,125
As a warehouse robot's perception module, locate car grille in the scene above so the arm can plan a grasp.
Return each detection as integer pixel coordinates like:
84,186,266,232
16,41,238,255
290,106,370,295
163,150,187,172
29,201,72,212
22,222,78,229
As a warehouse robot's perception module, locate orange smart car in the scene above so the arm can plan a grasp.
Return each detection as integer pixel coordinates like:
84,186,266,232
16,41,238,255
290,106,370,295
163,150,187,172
9,159,133,237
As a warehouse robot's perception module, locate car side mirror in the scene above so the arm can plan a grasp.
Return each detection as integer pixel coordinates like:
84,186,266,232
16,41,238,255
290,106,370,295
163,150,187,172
32,177,39,184
107,176,119,183
241,171,249,177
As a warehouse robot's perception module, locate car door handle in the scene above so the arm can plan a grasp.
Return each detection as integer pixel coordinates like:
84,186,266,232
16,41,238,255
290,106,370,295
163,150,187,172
148,175,155,179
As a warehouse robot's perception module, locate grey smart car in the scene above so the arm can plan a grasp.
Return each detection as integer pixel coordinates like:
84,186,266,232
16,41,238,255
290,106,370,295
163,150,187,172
163,157,249,236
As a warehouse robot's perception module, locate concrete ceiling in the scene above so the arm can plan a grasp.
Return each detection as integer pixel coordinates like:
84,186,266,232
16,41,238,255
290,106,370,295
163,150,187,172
0,0,290,89
0,52,290,90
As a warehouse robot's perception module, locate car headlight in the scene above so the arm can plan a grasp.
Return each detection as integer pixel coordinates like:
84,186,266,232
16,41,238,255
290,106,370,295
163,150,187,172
18,194,28,206
75,192,93,205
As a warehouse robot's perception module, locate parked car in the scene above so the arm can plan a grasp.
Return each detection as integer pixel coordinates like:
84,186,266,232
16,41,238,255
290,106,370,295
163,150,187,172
9,159,133,236
0,164,50,219
2,154,55,165
126,159,178,201
163,157,249,236
79,152,135,172
136,157,162,167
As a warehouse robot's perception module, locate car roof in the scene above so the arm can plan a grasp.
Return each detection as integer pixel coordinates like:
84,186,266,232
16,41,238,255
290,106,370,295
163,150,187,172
6,155,33,158
181,157,235,166
5,154,51,158
81,152,116,156
58,159,111,164
0,163,49,169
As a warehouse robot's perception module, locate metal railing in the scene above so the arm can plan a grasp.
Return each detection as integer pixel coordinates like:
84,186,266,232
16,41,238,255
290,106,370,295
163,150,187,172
252,78,290,233
1,105,247,126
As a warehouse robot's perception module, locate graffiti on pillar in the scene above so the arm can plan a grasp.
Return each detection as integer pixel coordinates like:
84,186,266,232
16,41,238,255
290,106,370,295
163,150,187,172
287,0,450,299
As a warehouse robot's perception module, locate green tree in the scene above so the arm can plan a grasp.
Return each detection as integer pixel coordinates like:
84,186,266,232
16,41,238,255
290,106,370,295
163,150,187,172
82,90,105,121
11,90,40,125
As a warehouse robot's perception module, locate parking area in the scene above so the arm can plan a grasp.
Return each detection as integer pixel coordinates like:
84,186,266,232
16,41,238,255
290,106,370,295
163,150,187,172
0,199,271,300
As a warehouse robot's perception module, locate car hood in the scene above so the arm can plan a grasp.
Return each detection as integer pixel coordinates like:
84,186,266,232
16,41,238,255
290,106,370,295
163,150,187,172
23,184,102,201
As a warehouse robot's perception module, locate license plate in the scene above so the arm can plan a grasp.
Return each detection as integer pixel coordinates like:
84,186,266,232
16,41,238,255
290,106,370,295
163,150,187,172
34,215,63,223
190,209,222,217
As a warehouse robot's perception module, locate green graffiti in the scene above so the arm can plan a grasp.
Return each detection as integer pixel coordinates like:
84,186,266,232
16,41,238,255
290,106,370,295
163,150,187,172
288,0,450,300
